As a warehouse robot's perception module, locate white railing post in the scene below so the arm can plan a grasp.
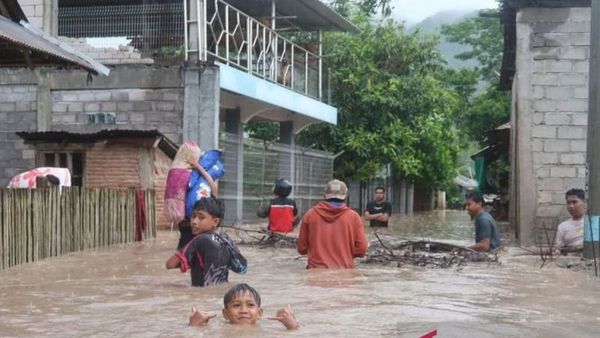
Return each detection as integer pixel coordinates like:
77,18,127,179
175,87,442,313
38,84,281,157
304,52,308,95
225,3,229,63
196,0,202,61
183,0,188,61
291,44,295,90
318,29,323,100
247,16,252,73
203,0,207,60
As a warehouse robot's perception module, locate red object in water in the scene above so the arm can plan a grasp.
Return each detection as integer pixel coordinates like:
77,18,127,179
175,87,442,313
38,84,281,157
135,189,147,241
419,330,437,338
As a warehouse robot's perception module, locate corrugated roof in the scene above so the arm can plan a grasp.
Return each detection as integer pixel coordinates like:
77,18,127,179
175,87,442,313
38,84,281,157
17,129,179,159
0,15,110,75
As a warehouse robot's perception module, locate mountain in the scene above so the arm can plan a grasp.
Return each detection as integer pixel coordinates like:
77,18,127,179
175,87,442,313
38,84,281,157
407,10,479,69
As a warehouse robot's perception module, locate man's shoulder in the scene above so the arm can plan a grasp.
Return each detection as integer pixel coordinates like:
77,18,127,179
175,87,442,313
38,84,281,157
557,218,576,230
191,232,219,246
477,212,496,225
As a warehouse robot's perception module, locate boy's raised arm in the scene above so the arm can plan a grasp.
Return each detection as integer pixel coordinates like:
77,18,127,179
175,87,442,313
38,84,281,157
188,307,217,326
267,305,299,330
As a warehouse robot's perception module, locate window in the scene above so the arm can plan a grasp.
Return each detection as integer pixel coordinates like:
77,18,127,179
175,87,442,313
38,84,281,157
40,152,85,187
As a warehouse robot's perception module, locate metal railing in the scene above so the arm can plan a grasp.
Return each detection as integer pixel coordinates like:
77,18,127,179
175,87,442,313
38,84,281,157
57,0,326,100
190,0,323,100
58,2,184,64
218,132,334,224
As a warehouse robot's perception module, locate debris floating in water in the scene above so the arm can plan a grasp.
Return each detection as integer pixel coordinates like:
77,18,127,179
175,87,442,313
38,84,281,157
364,233,499,269
221,225,297,249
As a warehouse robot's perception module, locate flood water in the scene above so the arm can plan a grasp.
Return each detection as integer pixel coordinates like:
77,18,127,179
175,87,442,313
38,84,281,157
1,210,599,337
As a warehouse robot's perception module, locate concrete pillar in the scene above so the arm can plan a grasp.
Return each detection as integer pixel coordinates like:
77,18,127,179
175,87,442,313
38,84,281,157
399,180,407,215
225,108,243,223
437,191,446,210
406,182,414,214
43,0,58,36
278,121,295,195
36,71,51,132
183,66,220,150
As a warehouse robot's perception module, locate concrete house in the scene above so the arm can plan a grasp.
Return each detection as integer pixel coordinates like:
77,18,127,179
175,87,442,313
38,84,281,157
500,0,591,245
1,0,354,225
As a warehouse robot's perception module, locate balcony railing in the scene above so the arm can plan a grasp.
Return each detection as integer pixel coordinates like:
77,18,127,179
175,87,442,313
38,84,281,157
57,0,328,101
187,0,325,100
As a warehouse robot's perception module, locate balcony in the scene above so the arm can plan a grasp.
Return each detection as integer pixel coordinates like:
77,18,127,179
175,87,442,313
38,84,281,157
57,0,356,103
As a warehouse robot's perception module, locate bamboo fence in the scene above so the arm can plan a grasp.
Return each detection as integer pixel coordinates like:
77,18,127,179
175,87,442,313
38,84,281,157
0,187,156,270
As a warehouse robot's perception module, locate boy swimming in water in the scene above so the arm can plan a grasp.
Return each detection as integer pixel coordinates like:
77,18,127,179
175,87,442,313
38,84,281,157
188,283,299,330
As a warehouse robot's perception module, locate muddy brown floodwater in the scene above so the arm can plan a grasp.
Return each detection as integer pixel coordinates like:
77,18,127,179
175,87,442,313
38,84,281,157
1,210,599,337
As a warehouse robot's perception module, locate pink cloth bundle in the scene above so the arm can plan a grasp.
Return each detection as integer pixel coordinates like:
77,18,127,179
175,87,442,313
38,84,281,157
7,167,71,188
164,142,201,224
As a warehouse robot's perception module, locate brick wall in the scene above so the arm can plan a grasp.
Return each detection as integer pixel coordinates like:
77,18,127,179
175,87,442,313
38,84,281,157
85,143,142,188
517,7,590,244
51,88,184,143
154,150,171,229
85,142,171,229
18,0,44,29
0,85,37,185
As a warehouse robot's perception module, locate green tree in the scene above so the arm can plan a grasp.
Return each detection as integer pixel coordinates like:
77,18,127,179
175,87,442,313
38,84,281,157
244,121,278,142
441,8,510,143
298,18,462,189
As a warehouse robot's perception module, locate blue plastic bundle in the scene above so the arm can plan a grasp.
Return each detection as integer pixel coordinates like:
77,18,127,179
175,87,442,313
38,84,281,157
185,150,225,217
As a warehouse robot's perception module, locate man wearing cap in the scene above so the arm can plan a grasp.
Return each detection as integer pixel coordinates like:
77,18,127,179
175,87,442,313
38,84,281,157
297,179,369,269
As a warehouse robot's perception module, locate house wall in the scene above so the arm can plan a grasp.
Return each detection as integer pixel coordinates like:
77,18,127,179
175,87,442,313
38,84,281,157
86,142,170,229
51,88,184,143
514,7,590,245
18,0,44,29
0,85,37,184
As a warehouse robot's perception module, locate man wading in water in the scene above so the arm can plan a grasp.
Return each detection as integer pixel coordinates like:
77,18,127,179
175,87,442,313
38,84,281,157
297,179,369,268
465,191,501,252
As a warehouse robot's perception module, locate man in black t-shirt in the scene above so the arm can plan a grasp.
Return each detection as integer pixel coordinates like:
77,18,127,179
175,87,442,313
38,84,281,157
364,186,392,227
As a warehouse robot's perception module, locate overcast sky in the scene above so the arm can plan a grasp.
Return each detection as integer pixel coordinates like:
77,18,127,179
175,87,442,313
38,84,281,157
391,0,499,22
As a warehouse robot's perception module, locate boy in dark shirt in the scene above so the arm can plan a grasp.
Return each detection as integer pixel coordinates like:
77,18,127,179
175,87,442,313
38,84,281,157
165,197,245,286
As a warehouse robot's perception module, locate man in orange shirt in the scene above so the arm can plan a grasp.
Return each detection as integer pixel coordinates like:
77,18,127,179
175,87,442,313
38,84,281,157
297,179,369,268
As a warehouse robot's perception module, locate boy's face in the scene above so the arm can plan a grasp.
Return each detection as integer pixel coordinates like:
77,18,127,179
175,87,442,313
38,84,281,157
566,195,585,219
190,210,220,235
222,291,263,325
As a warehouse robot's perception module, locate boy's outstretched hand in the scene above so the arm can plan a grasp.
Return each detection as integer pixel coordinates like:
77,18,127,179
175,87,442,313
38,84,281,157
268,304,299,330
188,307,217,327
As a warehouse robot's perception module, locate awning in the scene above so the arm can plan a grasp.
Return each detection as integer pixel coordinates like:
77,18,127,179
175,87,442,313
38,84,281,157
0,16,110,75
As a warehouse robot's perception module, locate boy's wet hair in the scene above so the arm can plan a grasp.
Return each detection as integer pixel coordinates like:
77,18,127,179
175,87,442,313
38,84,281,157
375,186,385,193
223,283,261,308
566,188,585,201
464,190,484,204
46,175,60,185
193,197,225,221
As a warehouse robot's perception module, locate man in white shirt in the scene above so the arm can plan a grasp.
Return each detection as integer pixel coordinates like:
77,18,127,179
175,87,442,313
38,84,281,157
553,188,585,256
